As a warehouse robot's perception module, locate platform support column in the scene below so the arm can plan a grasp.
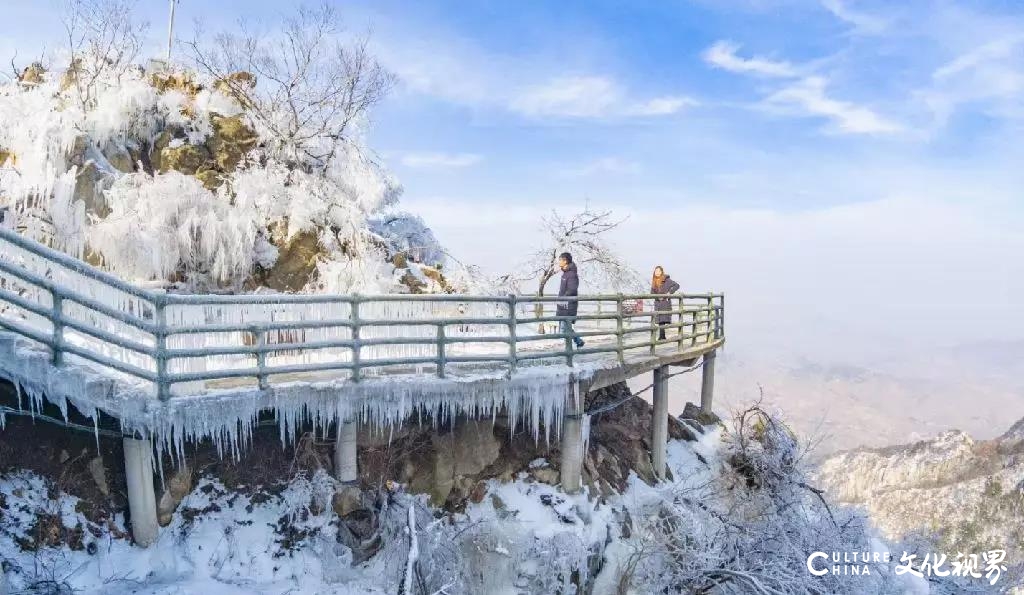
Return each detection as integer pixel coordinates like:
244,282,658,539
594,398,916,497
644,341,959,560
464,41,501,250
335,420,358,483
652,365,669,481
123,437,159,547
701,349,717,414
560,382,584,494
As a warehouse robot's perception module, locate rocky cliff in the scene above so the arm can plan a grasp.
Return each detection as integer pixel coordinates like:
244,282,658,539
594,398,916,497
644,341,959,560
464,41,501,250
816,417,1024,560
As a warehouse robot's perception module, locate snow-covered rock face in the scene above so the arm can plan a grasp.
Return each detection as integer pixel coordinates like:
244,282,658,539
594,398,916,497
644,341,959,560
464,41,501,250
816,419,1024,562
0,58,448,294
817,430,981,503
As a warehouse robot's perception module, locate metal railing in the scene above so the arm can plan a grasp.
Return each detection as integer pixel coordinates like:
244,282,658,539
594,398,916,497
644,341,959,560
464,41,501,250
0,226,724,399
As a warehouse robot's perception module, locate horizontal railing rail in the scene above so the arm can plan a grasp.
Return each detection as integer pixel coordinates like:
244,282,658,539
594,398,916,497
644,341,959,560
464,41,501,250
0,226,724,400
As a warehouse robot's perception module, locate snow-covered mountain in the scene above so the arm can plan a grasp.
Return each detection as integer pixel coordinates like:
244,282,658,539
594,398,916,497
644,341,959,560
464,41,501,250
817,417,1024,566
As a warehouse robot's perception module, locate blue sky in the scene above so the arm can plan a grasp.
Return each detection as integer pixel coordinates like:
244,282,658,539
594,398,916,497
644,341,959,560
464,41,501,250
3,0,1023,359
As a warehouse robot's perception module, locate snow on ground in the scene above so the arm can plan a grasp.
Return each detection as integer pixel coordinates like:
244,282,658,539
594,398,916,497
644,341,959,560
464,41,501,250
0,469,388,594
2,421,942,594
0,431,720,594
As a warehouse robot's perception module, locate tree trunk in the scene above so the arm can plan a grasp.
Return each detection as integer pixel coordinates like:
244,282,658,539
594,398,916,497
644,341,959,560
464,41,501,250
536,270,554,333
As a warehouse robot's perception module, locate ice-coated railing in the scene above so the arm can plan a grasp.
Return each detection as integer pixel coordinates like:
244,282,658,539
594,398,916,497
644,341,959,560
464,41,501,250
0,226,724,399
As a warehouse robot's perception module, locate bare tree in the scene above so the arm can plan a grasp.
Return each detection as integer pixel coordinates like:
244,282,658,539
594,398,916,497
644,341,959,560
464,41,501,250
62,0,148,111
184,3,395,170
516,204,638,297
618,403,904,595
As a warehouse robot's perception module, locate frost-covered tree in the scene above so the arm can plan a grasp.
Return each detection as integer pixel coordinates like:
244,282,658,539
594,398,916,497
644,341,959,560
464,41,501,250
619,405,909,594
184,2,395,170
514,204,638,296
369,211,445,267
61,0,149,111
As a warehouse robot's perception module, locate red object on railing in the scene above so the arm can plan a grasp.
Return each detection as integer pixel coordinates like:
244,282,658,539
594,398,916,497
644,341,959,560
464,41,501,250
623,299,644,314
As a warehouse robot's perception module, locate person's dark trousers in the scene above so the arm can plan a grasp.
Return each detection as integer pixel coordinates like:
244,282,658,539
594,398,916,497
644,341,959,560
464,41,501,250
658,321,670,340
561,319,584,348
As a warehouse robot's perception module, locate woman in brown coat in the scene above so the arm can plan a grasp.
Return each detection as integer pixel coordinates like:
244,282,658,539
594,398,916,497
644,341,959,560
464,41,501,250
651,266,680,340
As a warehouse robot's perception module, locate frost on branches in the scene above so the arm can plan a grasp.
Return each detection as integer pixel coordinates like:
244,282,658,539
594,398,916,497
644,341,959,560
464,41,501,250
608,405,919,595
0,2,450,295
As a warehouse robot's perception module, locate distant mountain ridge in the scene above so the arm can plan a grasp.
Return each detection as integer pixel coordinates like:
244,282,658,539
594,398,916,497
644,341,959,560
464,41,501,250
816,416,1024,568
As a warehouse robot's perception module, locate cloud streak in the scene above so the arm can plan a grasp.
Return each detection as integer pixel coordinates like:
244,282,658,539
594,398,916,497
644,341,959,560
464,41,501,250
509,75,695,119
373,30,693,121
764,76,902,134
703,40,902,135
559,157,641,178
398,152,483,169
702,41,797,78
920,34,1024,125
819,0,889,34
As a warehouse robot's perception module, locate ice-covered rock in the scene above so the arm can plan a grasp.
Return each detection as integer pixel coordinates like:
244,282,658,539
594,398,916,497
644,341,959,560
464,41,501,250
157,464,193,526
0,49,440,295
817,418,1024,561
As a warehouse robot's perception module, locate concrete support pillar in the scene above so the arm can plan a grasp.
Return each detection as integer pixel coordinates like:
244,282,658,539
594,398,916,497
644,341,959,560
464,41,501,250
701,350,717,414
123,437,159,547
652,365,669,481
560,384,584,494
334,420,358,483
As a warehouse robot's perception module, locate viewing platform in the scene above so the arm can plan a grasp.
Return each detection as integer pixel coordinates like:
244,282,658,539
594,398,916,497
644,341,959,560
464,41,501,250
0,225,724,546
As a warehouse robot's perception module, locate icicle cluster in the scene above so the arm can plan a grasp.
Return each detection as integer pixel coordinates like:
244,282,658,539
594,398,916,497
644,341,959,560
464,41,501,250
0,57,433,293
0,233,156,373
0,329,583,467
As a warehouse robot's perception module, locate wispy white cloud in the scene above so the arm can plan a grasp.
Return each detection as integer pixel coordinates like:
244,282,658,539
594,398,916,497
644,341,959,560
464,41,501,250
560,157,641,178
371,26,692,121
629,96,697,116
399,152,483,169
509,75,694,119
917,34,1024,126
933,35,1024,80
702,41,797,78
819,0,889,34
509,76,618,118
764,76,902,134
702,39,901,135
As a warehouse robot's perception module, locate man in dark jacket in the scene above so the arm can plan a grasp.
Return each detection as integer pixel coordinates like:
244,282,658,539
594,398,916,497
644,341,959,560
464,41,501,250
556,252,585,348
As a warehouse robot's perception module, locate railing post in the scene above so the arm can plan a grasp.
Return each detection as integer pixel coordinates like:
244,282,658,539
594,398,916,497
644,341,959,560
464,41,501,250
616,294,624,365
677,296,687,351
254,325,269,390
507,294,517,375
705,296,713,343
717,295,725,340
350,297,361,382
436,323,446,378
51,292,64,366
154,300,170,400
563,309,574,367
690,306,698,347
649,309,657,356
